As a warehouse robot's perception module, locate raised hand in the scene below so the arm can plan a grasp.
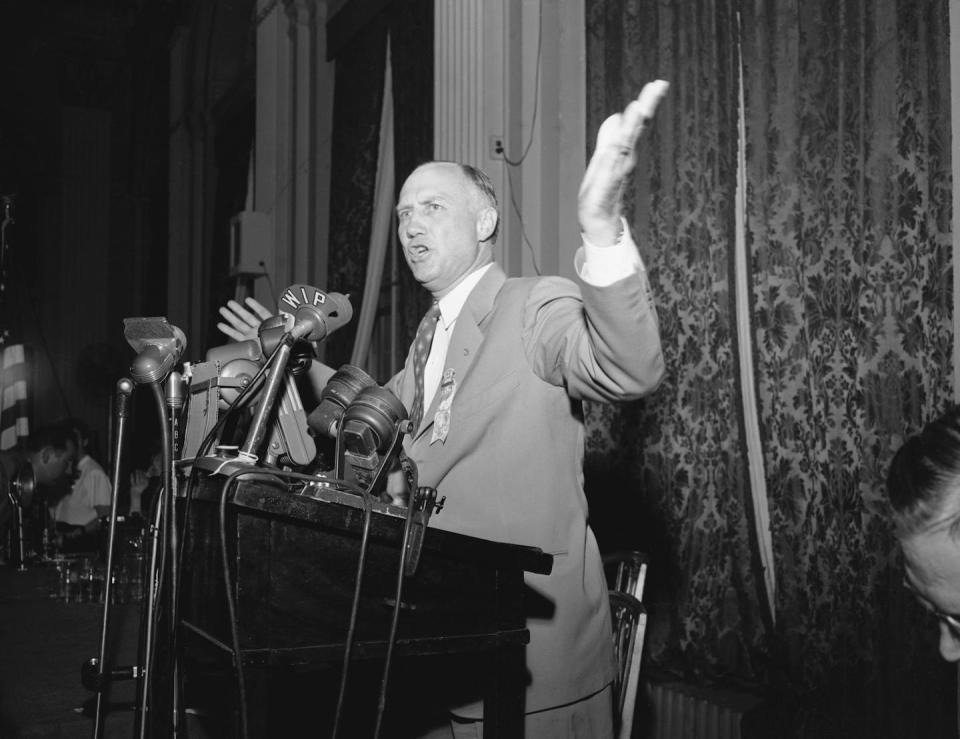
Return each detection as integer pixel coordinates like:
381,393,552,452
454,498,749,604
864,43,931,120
578,80,670,247
216,297,274,342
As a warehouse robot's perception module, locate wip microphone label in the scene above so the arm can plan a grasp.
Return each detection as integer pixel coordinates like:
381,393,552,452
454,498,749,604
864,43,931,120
279,284,328,314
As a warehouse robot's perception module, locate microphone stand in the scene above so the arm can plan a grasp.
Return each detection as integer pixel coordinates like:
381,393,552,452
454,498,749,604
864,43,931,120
93,378,134,739
9,492,26,572
166,372,186,737
137,377,180,739
237,335,294,464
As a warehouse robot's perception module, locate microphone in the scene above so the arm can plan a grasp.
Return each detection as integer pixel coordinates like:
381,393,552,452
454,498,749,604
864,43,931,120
277,284,353,342
123,317,187,384
165,371,186,411
115,377,134,417
336,385,408,493
307,364,378,438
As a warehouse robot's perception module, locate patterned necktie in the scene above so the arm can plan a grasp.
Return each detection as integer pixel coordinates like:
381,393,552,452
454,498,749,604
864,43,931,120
409,302,441,431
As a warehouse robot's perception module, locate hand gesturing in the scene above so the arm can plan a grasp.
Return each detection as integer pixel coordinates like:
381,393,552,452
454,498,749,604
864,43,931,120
578,80,670,247
216,297,274,342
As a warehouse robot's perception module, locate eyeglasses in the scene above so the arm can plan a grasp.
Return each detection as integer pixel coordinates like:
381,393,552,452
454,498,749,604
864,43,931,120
902,577,960,637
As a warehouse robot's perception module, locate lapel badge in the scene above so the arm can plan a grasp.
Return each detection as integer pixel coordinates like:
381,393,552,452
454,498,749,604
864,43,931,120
431,369,457,445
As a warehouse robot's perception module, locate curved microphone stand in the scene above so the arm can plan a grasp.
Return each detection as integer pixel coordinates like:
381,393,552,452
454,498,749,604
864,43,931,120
136,373,183,739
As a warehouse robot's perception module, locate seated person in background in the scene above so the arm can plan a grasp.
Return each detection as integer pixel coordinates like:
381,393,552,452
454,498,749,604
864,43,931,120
888,406,960,661
0,424,76,561
49,418,112,553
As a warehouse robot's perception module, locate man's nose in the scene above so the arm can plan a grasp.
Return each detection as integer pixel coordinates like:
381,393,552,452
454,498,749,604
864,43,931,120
938,622,960,662
403,213,424,238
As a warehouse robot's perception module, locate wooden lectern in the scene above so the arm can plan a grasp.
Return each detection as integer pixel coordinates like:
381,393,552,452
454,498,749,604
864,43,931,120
176,474,552,737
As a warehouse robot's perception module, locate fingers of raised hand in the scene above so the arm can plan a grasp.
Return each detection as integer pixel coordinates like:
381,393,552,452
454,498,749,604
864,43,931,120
244,297,273,321
594,79,670,162
228,299,262,329
581,80,670,202
216,298,267,341
619,79,669,151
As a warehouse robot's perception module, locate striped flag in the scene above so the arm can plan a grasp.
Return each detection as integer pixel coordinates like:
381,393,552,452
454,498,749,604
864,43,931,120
0,342,29,450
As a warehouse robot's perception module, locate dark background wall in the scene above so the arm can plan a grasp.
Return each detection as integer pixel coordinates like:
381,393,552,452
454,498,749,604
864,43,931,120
0,0,251,467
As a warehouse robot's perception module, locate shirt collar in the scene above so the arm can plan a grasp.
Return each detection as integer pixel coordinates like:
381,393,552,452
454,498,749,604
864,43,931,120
437,263,494,330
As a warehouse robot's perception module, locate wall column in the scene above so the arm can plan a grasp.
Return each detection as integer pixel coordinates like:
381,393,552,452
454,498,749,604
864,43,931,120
434,0,585,280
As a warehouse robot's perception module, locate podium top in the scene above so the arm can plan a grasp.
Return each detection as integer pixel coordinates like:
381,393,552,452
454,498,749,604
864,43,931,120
190,474,553,577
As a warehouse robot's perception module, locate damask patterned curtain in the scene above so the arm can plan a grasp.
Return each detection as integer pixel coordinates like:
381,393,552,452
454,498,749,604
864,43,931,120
741,0,954,735
587,0,955,735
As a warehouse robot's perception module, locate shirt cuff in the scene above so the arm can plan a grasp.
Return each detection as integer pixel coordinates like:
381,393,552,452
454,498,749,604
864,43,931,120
575,217,646,287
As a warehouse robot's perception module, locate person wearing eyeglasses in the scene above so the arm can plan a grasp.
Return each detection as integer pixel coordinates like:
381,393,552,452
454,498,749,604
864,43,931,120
887,406,960,660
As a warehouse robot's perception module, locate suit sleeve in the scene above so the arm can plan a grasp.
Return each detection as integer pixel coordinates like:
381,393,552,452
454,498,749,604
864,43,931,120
522,263,665,403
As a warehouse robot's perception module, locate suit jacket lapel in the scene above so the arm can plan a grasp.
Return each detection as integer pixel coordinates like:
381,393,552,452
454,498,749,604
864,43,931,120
415,264,506,441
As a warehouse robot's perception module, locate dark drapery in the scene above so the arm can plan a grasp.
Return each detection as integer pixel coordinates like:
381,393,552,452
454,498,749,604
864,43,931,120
587,0,956,735
326,0,433,372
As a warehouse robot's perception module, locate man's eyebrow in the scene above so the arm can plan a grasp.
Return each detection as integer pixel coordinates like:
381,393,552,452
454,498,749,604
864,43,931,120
397,192,449,210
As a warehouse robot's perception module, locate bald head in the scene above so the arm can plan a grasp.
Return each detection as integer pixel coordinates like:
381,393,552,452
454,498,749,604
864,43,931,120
396,161,500,298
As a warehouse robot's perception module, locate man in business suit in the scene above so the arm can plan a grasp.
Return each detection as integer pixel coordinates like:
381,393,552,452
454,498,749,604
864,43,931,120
218,80,669,737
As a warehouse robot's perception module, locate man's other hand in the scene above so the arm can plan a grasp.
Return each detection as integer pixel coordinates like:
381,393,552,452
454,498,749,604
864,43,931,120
216,297,274,342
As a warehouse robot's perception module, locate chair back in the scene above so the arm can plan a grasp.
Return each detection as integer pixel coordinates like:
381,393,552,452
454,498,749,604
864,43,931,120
604,550,648,601
604,551,650,739
609,590,645,734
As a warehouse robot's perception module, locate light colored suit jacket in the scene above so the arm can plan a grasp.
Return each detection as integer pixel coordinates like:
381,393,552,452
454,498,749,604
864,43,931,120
387,260,664,715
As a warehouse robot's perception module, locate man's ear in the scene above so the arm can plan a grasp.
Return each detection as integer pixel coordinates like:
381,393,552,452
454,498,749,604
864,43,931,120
476,207,498,243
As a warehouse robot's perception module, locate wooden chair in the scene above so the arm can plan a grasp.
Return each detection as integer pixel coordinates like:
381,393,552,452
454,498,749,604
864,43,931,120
603,550,648,602
604,551,649,739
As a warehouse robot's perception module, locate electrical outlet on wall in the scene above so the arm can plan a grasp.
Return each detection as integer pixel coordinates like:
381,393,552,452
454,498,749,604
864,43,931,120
489,135,504,159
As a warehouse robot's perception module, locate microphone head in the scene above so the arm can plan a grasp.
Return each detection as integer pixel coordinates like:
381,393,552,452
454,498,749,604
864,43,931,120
115,377,134,418
130,345,176,384
9,464,35,505
341,385,407,455
123,317,187,384
123,317,187,355
307,364,376,438
166,370,186,410
277,284,353,342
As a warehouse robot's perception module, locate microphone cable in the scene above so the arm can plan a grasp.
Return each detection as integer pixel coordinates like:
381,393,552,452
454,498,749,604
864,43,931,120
137,476,169,739
217,468,264,739
372,490,419,739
